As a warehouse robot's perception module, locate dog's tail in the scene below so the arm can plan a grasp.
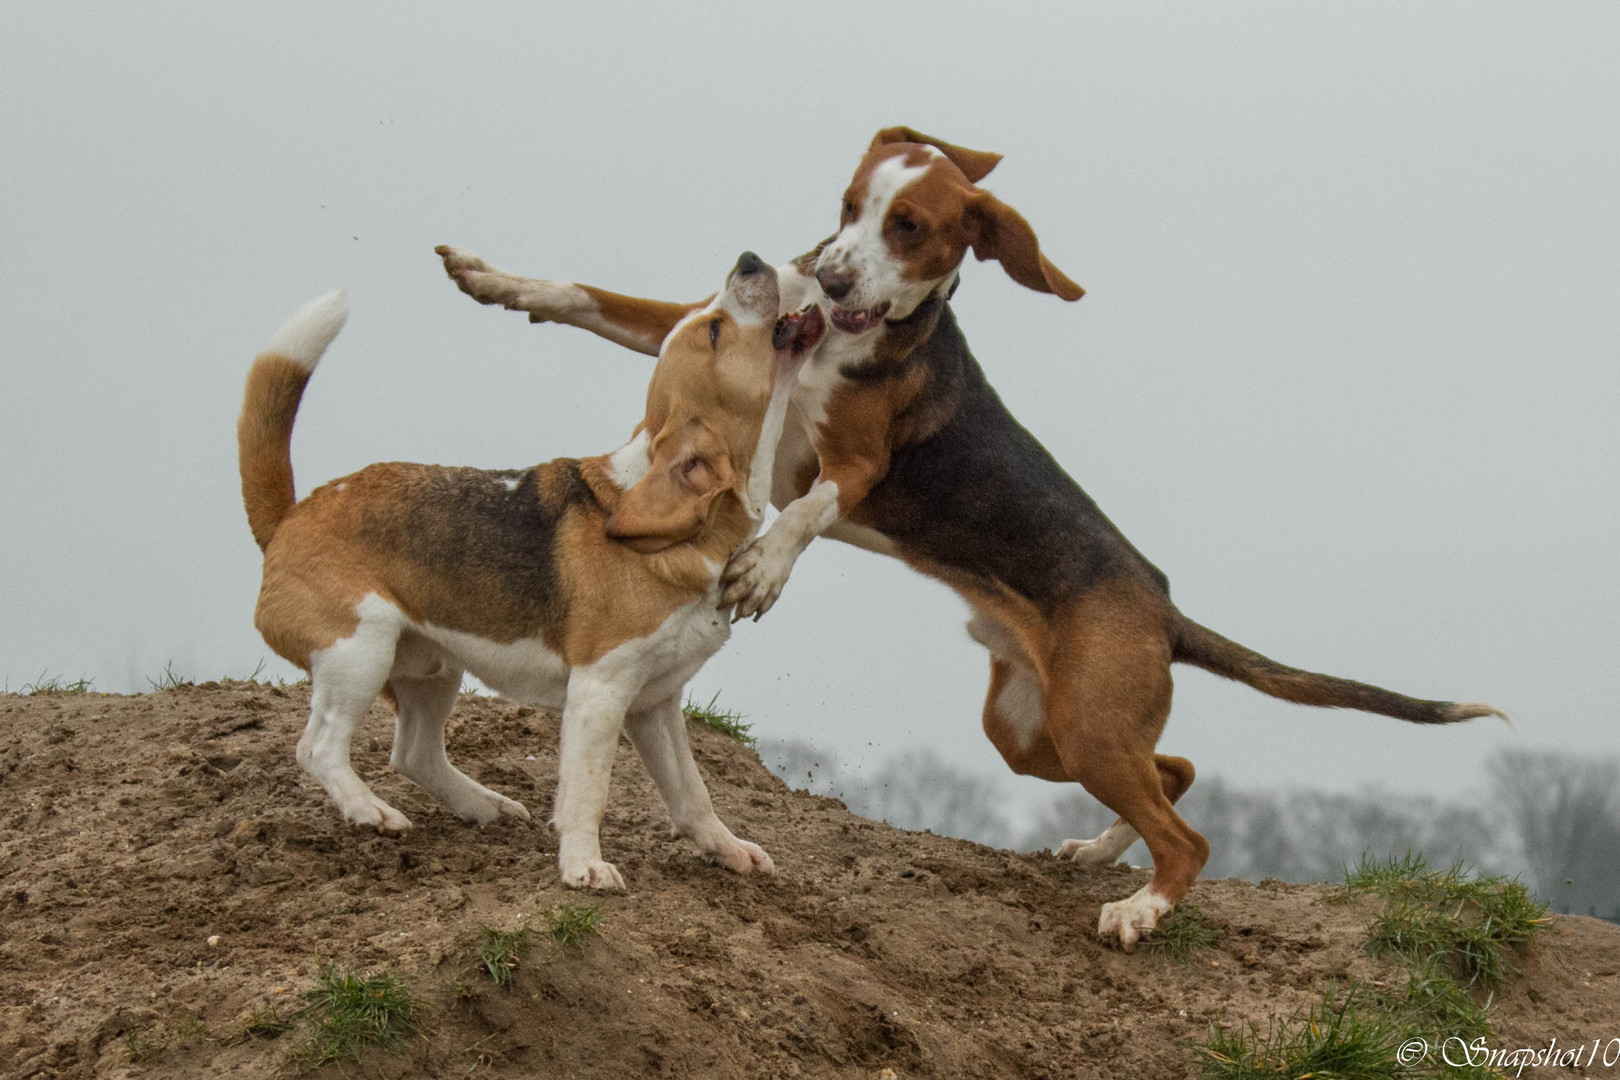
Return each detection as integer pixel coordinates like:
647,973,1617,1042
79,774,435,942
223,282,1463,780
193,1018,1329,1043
1172,613,1506,725
238,290,349,551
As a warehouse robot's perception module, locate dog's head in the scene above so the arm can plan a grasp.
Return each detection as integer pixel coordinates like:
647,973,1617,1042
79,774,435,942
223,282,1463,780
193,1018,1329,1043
605,253,823,554
813,126,1083,331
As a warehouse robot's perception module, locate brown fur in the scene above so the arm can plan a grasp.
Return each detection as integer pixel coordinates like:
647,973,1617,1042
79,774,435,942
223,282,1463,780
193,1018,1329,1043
574,285,712,347
238,356,312,551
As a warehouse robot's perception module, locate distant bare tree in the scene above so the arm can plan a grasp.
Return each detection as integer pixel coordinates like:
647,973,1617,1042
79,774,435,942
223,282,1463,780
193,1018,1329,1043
762,737,1617,920
1020,792,1130,859
1017,776,1502,883
862,750,1014,848
759,739,1013,847
1487,749,1620,919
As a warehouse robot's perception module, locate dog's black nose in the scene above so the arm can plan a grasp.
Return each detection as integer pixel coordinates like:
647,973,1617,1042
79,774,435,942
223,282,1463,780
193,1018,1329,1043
816,267,855,301
734,251,766,277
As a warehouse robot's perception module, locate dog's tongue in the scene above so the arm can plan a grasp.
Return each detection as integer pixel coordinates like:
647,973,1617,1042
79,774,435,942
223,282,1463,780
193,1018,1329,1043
773,305,826,353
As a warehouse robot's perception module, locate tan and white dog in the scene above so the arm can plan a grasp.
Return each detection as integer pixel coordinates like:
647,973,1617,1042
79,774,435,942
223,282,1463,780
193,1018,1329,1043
238,252,824,889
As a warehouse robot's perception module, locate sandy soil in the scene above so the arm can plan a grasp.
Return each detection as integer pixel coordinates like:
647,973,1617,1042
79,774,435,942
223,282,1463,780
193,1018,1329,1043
2,683,1616,1079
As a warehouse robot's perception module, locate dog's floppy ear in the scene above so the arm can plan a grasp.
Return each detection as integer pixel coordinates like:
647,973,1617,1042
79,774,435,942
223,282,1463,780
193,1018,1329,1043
869,126,1003,184
964,191,1084,301
605,444,735,554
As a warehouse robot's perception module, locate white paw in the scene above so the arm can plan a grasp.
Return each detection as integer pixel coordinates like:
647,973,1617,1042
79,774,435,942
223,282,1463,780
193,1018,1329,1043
720,535,797,620
1097,886,1173,950
708,837,776,876
344,797,412,835
559,857,626,891
456,789,532,826
1056,838,1120,866
435,246,524,308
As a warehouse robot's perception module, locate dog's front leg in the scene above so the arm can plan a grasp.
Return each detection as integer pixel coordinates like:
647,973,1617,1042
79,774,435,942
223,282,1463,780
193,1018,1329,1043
551,675,632,890
625,696,775,874
435,246,702,357
720,482,840,620
722,451,884,620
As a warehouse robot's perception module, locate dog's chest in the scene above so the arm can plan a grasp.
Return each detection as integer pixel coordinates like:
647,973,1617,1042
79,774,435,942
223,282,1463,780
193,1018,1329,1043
597,590,733,711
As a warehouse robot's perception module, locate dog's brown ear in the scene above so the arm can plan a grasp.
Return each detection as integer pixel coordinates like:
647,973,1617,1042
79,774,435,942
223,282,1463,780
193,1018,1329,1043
964,191,1084,301
869,127,1003,184
605,447,734,554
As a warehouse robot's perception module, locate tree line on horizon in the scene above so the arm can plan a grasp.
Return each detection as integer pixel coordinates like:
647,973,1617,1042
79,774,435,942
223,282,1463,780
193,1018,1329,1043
761,741,1620,924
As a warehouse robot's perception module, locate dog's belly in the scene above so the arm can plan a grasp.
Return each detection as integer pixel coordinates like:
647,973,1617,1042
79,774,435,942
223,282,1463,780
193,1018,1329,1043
410,624,573,708
400,590,732,715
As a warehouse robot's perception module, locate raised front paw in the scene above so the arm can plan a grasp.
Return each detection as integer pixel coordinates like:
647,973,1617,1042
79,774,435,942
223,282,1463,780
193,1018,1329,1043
436,245,503,303
434,245,587,323
719,535,798,621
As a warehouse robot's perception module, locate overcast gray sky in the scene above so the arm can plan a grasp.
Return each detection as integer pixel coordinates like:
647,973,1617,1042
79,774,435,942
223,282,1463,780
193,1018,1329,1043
3,3,1616,822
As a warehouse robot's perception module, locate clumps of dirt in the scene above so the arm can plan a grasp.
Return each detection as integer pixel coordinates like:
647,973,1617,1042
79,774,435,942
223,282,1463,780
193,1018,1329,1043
1,684,1615,1079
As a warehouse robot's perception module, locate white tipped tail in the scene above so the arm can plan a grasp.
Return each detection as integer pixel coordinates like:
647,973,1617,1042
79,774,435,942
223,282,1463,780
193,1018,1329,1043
261,288,349,370
239,289,348,550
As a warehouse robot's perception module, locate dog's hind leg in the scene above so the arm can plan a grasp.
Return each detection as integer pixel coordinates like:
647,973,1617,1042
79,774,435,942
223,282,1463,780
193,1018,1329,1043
300,597,411,832
1056,755,1195,867
1041,612,1209,949
625,696,774,875
388,660,532,826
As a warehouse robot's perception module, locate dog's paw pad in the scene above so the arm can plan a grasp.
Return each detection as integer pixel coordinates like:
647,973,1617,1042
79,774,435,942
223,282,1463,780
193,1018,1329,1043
560,860,626,892
347,800,412,834
459,790,532,826
1097,888,1172,951
497,796,532,822
1056,838,1117,866
712,839,775,876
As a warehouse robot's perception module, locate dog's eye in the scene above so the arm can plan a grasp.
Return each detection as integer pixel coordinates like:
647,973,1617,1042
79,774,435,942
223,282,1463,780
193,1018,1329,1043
709,317,722,347
891,214,920,236
842,199,856,222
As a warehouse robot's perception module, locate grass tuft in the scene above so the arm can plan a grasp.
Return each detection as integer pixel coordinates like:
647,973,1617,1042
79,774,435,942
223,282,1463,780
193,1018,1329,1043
124,1015,207,1062
1199,988,1409,1080
20,672,94,695
1375,958,1496,1042
237,1002,295,1041
1191,852,1548,1077
146,661,193,692
477,922,535,986
290,961,417,1068
1341,853,1550,986
546,902,606,949
1143,904,1224,961
682,692,755,746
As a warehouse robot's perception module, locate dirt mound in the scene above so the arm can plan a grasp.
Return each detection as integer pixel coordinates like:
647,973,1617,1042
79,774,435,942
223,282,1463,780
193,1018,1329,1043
2,684,1615,1078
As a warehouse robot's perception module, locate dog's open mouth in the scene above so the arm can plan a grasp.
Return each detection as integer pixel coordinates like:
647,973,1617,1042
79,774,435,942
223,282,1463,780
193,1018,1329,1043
828,302,891,335
773,305,826,354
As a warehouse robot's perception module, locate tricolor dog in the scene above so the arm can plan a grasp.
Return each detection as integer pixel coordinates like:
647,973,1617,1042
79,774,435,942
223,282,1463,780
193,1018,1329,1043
239,253,824,890
436,128,1502,946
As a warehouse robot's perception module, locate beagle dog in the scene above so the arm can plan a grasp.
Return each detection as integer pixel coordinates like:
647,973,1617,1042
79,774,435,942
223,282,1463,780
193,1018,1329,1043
435,128,1502,947
239,253,824,890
